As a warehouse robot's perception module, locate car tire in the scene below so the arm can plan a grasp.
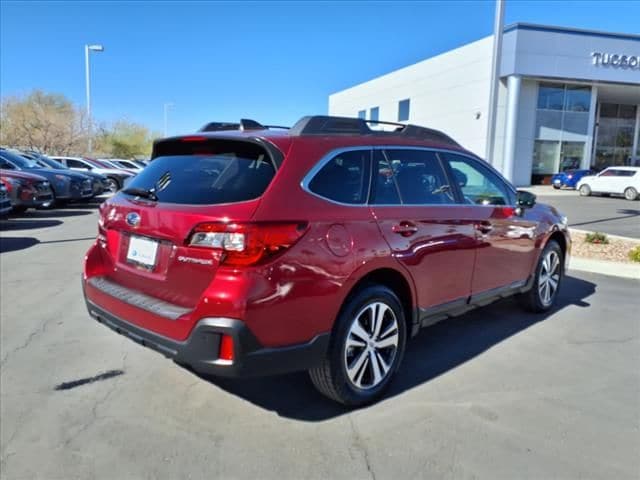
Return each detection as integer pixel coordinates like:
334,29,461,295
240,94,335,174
518,240,563,313
579,184,591,196
553,184,561,190
106,177,120,193
309,285,407,406
624,187,638,201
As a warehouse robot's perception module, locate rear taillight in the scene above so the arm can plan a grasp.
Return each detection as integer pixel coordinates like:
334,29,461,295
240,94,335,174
187,222,308,266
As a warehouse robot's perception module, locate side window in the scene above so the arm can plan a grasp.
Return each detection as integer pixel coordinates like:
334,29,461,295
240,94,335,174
0,157,16,169
67,159,86,169
371,150,401,205
442,153,514,206
308,150,370,204
381,149,455,205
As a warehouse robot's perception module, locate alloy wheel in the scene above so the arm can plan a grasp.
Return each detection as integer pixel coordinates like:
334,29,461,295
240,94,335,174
106,178,119,193
343,301,399,390
538,250,561,307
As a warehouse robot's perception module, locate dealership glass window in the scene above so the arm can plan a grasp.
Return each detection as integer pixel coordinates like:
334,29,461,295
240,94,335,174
559,142,585,171
532,83,592,182
370,107,379,123
358,110,366,119
532,140,561,175
397,99,410,122
537,83,565,110
564,86,591,112
595,103,638,169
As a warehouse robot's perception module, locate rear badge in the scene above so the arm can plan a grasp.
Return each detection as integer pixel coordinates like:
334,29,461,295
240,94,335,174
126,212,141,227
177,256,214,266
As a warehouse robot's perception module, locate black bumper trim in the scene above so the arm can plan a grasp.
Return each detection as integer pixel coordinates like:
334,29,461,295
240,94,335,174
88,276,192,320
85,299,330,377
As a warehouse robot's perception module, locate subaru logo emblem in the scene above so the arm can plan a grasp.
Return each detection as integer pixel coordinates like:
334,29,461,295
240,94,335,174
126,212,141,227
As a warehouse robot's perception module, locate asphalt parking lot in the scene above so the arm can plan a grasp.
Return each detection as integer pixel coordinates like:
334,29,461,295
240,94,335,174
532,188,640,239
1,203,639,479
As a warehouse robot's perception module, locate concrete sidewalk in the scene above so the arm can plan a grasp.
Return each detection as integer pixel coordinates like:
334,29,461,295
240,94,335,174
569,256,640,280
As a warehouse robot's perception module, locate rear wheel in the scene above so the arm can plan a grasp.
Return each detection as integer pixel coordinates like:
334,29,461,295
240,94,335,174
519,240,563,313
624,187,638,201
106,177,120,193
553,184,561,190
579,184,591,196
309,285,407,406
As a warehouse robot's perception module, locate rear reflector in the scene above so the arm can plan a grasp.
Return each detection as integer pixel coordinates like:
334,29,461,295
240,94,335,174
219,334,234,361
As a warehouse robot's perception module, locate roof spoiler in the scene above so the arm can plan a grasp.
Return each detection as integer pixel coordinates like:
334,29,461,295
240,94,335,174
199,119,289,132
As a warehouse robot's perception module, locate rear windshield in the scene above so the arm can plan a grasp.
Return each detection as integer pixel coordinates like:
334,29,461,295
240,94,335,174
123,140,275,205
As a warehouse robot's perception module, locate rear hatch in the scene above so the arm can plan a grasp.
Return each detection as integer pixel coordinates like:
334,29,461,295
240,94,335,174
97,137,281,308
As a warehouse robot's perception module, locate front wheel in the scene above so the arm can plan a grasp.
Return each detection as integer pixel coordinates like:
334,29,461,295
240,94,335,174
309,285,407,406
518,240,563,313
579,184,591,196
105,177,120,193
553,184,561,190
624,187,638,201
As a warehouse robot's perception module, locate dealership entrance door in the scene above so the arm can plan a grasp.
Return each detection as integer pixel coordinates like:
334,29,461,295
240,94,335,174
593,102,639,170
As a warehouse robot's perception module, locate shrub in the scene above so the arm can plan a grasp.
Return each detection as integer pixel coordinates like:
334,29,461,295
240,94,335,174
584,232,609,245
629,245,640,263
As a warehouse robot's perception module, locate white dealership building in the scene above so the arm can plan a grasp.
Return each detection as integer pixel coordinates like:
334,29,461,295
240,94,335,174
329,23,640,186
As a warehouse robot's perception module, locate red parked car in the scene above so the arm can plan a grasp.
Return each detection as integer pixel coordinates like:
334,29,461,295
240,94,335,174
0,169,54,213
83,116,570,405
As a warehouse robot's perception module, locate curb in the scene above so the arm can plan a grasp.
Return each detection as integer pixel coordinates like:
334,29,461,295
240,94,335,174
569,228,640,243
569,257,640,280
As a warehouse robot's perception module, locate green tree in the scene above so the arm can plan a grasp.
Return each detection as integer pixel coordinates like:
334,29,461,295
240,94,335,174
95,120,158,158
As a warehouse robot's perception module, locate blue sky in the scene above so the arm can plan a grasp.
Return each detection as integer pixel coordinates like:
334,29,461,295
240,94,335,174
1,0,639,135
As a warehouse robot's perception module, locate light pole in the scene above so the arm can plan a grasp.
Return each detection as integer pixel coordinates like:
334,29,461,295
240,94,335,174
163,102,174,137
485,0,505,165
85,44,104,154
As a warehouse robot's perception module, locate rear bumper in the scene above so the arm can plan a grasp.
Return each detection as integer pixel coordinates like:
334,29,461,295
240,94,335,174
84,296,330,378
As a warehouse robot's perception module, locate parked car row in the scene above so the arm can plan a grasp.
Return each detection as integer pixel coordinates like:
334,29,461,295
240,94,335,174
0,148,146,215
551,165,640,201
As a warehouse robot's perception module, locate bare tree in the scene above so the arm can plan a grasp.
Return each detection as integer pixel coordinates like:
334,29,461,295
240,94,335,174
0,90,88,155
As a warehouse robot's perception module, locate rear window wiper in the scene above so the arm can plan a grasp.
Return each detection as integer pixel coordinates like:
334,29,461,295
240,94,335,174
122,187,158,201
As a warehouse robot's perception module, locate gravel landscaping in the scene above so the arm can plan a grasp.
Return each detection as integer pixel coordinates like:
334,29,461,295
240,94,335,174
570,229,640,264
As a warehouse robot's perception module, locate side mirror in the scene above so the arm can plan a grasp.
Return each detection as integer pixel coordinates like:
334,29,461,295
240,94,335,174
516,190,536,209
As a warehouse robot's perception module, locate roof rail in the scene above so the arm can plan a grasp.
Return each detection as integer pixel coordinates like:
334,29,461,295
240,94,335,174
199,119,289,133
289,115,460,146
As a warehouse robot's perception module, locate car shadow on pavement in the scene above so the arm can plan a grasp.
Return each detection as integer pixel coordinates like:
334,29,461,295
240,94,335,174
0,236,40,253
0,218,63,231
27,209,94,218
198,275,596,421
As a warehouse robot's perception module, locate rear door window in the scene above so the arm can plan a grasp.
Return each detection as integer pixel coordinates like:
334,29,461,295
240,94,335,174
308,149,371,204
380,149,455,205
124,140,276,205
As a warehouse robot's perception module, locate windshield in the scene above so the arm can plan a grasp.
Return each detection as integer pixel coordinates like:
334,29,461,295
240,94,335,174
0,149,41,169
122,141,275,205
39,156,69,170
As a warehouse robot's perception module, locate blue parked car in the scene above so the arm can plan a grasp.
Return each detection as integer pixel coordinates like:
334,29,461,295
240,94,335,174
551,169,593,189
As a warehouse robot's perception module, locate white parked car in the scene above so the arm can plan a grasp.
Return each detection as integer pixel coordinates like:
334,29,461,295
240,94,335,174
577,166,640,201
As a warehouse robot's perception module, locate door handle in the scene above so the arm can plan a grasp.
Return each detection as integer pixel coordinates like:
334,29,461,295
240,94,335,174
392,222,418,236
475,221,493,234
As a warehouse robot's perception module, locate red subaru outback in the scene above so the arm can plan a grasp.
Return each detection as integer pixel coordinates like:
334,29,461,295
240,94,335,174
83,116,570,406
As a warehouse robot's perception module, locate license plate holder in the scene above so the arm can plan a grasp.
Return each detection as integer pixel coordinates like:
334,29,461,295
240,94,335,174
126,235,159,269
